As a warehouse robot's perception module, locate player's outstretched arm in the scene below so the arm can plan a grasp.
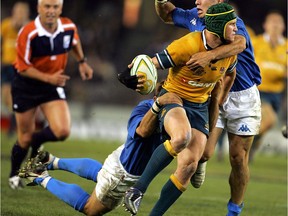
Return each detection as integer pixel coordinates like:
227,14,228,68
136,92,182,137
219,68,236,105
155,0,176,24
208,80,222,131
186,35,246,70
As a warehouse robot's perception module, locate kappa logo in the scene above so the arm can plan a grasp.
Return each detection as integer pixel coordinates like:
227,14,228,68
190,18,197,26
238,124,251,132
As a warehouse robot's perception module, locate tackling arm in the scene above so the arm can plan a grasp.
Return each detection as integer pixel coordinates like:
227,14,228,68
218,68,236,105
208,68,236,131
155,0,176,24
208,80,222,132
136,92,182,137
186,35,246,70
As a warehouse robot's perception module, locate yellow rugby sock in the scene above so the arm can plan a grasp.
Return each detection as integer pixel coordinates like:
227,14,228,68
163,140,178,157
150,175,186,215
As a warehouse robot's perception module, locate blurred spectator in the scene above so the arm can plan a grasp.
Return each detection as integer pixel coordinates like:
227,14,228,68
122,0,142,28
1,2,30,135
249,11,287,162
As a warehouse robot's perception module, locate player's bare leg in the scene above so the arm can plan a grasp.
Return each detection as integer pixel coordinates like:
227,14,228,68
191,127,223,188
227,133,253,213
149,128,207,215
84,190,112,216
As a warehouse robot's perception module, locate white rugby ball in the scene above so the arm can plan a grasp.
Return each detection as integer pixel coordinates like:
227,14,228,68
130,54,157,95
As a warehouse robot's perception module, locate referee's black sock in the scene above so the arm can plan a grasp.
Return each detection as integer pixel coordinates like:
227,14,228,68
30,126,58,158
10,142,28,177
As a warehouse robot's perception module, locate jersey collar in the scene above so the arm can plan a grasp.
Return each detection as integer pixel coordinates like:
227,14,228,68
35,16,64,37
201,30,213,50
263,33,285,45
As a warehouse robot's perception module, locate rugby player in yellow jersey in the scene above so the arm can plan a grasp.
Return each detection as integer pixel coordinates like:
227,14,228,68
1,2,30,136
249,11,287,162
121,3,238,215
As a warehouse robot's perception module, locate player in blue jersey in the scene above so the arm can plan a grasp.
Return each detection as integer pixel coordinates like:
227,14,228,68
18,83,182,215
153,0,262,215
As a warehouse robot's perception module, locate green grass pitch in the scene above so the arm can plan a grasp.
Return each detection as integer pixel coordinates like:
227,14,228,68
1,134,287,216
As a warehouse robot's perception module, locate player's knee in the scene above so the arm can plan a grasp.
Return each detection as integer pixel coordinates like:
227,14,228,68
179,158,198,178
18,133,33,149
170,131,191,153
54,128,70,141
229,153,246,168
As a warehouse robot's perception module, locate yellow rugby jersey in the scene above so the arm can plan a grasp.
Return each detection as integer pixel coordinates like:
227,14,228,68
1,18,19,64
156,31,237,103
252,34,287,93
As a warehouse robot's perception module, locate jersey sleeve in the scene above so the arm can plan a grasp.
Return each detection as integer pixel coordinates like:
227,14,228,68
226,56,238,73
156,33,197,69
61,17,79,46
72,24,79,46
172,7,200,31
127,101,152,139
235,17,251,48
15,26,34,72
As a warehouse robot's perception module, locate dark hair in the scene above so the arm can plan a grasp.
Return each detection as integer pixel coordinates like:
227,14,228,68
265,10,284,18
223,0,229,2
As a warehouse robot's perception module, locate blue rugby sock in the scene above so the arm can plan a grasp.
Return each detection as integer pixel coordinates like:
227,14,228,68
57,158,102,182
149,178,183,216
134,144,174,193
227,199,244,216
45,178,90,212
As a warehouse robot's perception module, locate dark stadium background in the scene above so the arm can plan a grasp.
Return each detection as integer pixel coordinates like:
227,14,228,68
1,0,287,107
1,3,287,215
1,0,287,143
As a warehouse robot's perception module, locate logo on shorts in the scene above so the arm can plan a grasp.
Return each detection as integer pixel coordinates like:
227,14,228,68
161,108,167,118
204,124,209,131
238,124,251,132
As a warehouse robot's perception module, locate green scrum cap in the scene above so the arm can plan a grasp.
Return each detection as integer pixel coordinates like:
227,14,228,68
205,3,237,40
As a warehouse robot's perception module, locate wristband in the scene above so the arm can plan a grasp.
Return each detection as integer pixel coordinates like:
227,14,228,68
78,57,87,64
155,98,161,109
156,0,168,4
151,107,159,115
151,98,162,115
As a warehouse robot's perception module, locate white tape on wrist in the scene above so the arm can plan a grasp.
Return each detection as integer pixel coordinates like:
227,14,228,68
151,98,162,115
156,0,168,4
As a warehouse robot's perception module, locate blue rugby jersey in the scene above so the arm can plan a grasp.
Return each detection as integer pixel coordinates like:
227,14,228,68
172,7,261,92
120,99,163,176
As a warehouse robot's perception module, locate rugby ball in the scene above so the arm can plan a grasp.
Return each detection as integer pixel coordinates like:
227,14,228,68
130,54,157,95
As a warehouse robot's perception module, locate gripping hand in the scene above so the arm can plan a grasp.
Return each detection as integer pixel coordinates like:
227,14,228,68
117,68,138,90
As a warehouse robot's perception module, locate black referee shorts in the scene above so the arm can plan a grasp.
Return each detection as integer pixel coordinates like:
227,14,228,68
11,74,66,113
